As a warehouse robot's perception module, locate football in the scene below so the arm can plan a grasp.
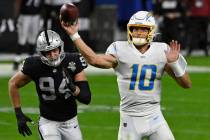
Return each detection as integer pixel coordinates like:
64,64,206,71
60,3,79,25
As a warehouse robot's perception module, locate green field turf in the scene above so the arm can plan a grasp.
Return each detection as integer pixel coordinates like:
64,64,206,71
185,56,210,66
0,72,210,140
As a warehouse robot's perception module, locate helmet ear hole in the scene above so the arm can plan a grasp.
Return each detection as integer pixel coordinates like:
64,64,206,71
129,26,134,32
58,46,61,52
41,51,47,57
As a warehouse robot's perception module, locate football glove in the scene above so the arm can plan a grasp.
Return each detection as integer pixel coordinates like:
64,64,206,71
15,107,32,136
62,67,76,94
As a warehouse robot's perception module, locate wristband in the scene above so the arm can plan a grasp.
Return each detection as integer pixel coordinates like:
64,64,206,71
168,55,187,77
70,32,80,41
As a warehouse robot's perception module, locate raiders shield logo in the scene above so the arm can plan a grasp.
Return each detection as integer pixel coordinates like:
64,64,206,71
67,62,76,72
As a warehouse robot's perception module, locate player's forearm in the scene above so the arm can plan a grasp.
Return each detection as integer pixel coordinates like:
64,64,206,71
175,72,192,88
167,54,192,88
73,38,115,68
165,62,191,89
75,81,91,104
8,80,21,108
10,92,21,108
74,38,98,64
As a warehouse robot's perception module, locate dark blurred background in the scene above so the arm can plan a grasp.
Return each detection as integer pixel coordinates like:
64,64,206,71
0,0,210,55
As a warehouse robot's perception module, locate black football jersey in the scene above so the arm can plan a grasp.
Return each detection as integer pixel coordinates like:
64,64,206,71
20,0,42,15
21,53,87,121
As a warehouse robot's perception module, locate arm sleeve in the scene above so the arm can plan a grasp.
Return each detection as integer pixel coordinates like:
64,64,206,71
75,81,91,105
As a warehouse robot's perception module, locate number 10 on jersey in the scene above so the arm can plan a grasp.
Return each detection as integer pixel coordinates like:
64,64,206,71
129,64,157,91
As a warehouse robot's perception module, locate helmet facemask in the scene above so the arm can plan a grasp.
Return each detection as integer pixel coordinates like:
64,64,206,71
36,30,65,67
127,11,156,46
40,46,64,67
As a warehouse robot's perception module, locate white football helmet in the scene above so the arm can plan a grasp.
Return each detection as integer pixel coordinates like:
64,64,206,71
127,11,156,46
36,30,65,67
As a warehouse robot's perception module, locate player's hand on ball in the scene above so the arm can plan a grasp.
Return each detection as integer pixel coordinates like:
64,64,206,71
60,3,79,35
165,40,180,63
61,20,79,36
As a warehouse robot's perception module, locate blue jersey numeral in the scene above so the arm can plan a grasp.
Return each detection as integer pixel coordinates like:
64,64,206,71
129,64,157,91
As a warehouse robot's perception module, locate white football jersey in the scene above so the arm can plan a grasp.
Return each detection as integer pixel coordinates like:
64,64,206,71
106,41,169,116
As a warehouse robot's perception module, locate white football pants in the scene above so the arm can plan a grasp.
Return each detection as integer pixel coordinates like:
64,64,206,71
38,116,83,140
118,111,175,140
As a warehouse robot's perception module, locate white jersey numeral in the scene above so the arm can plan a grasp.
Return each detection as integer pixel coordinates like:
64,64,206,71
79,56,87,67
39,77,72,101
